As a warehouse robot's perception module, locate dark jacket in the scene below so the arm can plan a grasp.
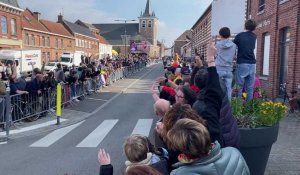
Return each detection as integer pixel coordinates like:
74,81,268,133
233,31,257,64
192,67,224,146
99,164,113,175
25,78,41,94
193,78,240,148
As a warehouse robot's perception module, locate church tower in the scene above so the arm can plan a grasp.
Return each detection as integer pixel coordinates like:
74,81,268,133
139,0,158,46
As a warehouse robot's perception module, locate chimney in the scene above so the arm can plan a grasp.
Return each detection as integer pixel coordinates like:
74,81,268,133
33,12,41,21
58,14,64,23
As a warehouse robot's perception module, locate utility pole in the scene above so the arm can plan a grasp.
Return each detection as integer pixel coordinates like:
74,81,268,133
115,19,136,59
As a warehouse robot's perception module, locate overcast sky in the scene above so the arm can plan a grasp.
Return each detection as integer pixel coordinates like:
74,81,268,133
19,0,212,47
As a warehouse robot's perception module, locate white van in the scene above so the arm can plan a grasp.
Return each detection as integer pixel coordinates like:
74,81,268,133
0,49,42,77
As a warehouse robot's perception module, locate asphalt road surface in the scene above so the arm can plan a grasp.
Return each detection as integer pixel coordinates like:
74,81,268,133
0,63,164,175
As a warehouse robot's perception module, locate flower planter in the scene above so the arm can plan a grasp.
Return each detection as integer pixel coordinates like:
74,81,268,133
239,123,279,175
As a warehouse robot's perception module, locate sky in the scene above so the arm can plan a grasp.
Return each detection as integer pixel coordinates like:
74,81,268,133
19,0,213,47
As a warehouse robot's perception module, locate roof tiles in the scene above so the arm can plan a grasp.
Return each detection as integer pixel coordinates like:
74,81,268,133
40,20,73,38
22,9,49,32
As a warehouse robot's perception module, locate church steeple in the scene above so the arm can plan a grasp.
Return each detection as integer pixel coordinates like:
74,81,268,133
142,0,155,17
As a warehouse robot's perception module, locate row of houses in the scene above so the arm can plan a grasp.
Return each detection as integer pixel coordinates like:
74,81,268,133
174,0,300,99
0,0,112,62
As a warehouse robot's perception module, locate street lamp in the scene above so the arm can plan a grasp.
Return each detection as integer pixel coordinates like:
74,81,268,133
115,19,137,59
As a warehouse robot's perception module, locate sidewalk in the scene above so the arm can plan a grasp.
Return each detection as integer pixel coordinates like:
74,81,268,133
265,113,300,175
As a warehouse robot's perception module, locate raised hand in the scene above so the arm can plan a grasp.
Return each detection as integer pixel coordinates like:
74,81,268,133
207,38,217,67
98,149,111,165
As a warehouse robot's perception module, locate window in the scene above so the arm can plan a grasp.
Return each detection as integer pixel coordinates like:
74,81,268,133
37,35,40,46
47,37,50,47
89,41,91,49
55,38,59,48
148,20,152,28
142,20,146,28
61,39,63,48
31,34,35,46
1,16,7,34
258,0,265,12
262,33,270,76
42,36,45,46
279,0,289,5
47,52,50,62
24,33,29,45
85,41,88,48
42,52,46,61
11,18,17,35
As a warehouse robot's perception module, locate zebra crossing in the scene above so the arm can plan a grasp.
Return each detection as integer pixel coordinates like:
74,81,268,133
30,119,154,148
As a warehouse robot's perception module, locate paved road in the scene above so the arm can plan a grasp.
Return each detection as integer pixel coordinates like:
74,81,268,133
1,63,299,175
0,63,164,175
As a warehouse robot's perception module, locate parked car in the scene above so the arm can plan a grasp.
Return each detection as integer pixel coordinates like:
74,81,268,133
44,62,58,72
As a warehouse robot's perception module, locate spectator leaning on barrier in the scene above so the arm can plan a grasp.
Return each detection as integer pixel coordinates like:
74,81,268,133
0,73,6,96
234,19,257,102
9,75,28,95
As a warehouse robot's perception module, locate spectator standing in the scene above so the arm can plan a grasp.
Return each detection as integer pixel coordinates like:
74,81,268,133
234,19,257,102
54,63,65,83
216,27,237,101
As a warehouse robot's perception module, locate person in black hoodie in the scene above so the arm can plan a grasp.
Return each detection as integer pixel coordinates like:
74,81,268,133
192,67,240,148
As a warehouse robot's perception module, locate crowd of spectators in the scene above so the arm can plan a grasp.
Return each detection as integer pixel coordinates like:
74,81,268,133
97,39,250,175
0,55,149,124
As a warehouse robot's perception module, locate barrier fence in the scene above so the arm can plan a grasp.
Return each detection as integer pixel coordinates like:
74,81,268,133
0,60,152,139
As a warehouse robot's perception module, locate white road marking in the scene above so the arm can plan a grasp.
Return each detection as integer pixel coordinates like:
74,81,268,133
0,141,7,145
30,121,85,147
86,98,108,102
0,119,68,136
76,120,118,148
131,119,153,137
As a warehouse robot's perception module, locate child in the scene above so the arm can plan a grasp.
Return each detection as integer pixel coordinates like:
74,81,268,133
98,135,169,175
124,135,169,174
215,27,237,101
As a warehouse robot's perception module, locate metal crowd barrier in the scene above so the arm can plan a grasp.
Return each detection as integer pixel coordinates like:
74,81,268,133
0,61,151,139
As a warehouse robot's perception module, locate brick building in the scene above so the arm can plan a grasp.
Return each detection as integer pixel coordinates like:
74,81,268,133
191,4,212,59
93,0,160,58
173,30,192,57
40,19,75,61
22,9,75,62
75,20,112,59
0,0,23,49
22,9,53,62
58,15,99,59
248,0,300,98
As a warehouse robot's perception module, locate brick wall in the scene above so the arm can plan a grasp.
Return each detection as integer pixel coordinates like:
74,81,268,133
0,4,22,48
74,34,99,58
249,0,300,98
191,5,212,60
23,29,75,62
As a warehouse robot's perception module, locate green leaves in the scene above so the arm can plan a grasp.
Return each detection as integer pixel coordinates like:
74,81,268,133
231,98,286,128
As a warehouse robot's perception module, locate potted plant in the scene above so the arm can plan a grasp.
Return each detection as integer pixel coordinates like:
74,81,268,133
231,95,287,175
